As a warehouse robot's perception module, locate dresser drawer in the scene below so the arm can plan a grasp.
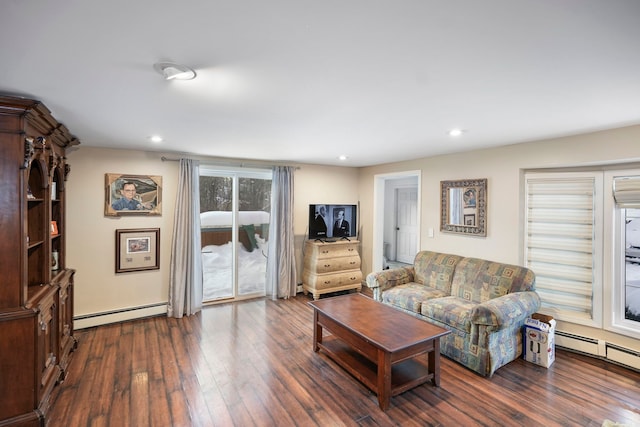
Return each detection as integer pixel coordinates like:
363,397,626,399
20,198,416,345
305,241,359,260
304,255,361,273
303,270,363,291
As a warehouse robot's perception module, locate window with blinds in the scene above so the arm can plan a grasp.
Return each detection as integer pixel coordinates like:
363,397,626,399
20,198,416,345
610,173,640,336
524,172,603,326
613,176,640,208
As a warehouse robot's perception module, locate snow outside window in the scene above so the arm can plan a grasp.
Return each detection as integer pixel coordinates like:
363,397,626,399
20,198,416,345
605,171,640,339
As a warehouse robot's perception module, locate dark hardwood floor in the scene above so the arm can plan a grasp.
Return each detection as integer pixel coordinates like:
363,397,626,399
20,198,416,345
48,293,640,427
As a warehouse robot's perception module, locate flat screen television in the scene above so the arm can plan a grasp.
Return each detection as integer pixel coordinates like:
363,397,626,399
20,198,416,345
308,204,358,241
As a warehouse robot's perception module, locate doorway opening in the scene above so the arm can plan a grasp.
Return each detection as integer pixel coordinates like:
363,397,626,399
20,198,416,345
372,171,421,272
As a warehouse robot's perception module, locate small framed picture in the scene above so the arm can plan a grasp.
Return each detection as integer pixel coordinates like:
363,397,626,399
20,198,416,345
105,173,162,216
463,214,476,227
115,228,160,273
51,221,59,236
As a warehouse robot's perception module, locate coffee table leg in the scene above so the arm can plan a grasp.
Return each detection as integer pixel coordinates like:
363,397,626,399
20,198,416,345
430,338,441,386
377,350,392,410
313,310,321,352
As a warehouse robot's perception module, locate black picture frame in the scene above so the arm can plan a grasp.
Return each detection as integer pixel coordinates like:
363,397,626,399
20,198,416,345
115,228,160,273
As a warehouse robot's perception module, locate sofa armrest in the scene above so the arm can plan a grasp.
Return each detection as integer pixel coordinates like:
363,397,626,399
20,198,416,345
471,291,541,331
365,266,414,301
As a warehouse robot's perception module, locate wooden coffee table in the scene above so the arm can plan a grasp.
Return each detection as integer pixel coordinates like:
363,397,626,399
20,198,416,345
309,293,450,410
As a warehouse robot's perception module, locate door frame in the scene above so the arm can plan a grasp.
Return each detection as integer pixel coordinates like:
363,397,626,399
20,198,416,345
200,166,272,303
372,170,421,272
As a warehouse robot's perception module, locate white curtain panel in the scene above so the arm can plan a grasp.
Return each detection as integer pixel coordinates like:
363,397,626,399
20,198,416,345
266,166,297,299
168,158,203,318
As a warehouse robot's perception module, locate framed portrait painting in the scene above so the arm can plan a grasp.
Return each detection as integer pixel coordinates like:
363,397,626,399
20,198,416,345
105,173,162,216
115,228,160,273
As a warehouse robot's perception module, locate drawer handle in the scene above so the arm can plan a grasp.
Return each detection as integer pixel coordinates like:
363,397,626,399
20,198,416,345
349,261,356,265
322,250,329,254
324,264,331,268
323,281,331,284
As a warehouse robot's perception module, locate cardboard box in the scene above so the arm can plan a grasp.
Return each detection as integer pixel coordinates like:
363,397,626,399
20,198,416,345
523,313,556,367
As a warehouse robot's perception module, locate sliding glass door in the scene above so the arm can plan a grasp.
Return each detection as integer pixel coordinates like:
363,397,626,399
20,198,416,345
200,167,272,302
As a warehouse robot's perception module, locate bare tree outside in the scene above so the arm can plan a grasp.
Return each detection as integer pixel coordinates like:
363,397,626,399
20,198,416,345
239,177,271,211
199,176,271,212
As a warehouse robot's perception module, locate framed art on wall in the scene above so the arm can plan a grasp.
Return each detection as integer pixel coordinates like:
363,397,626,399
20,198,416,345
441,178,487,236
105,173,162,216
115,228,160,273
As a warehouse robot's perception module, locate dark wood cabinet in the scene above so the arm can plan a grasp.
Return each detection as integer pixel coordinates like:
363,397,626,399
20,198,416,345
0,95,79,427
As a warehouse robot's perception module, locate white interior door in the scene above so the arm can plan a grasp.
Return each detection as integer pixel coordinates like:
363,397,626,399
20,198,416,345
395,187,418,264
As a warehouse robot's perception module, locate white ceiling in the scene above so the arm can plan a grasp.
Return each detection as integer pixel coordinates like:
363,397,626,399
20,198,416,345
2,0,640,167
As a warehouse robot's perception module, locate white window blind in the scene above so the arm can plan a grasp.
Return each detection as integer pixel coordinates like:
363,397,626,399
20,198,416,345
524,173,602,325
613,176,640,208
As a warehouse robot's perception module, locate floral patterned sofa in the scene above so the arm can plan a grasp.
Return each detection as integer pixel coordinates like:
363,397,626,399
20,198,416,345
366,251,540,377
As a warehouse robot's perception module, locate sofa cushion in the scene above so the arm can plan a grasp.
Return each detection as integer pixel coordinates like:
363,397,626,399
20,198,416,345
382,283,448,313
420,296,475,333
450,257,536,303
413,251,463,293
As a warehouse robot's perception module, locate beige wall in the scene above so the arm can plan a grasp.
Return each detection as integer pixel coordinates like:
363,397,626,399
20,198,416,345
357,124,640,351
65,148,360,326
359,125,640,269
67,125,640,352
66,148,179,326
292,164,360,276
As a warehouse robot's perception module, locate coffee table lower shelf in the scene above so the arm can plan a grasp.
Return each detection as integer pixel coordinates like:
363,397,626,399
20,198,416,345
318,336,433,400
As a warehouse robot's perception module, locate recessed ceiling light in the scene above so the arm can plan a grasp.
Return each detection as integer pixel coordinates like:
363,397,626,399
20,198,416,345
448,129,465,137
338,155,349,161
149,135,163,143
153,62,197,81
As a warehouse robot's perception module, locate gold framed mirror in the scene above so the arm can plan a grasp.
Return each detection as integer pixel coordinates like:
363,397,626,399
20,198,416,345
440,178,487,236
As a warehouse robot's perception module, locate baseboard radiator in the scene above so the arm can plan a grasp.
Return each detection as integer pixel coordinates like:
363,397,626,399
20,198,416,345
556,330,640,371
74,303,167,329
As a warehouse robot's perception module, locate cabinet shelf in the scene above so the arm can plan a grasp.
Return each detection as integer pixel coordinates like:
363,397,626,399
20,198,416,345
28,240,45,250
25,283,56,309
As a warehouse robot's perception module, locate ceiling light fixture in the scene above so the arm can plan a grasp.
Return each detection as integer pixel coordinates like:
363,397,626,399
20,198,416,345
338,155,349,161
153,62,197,81
149,135,163,143
448,128,465,137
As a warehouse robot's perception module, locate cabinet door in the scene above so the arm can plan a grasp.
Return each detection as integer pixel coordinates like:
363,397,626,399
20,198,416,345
0,311,37,421
57,270,76,377
36,287,60,404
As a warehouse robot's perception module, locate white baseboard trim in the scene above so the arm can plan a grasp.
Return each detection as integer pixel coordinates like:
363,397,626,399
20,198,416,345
74,303,167,329
556,330,640,372
606,343,640,371
556,331,600,356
